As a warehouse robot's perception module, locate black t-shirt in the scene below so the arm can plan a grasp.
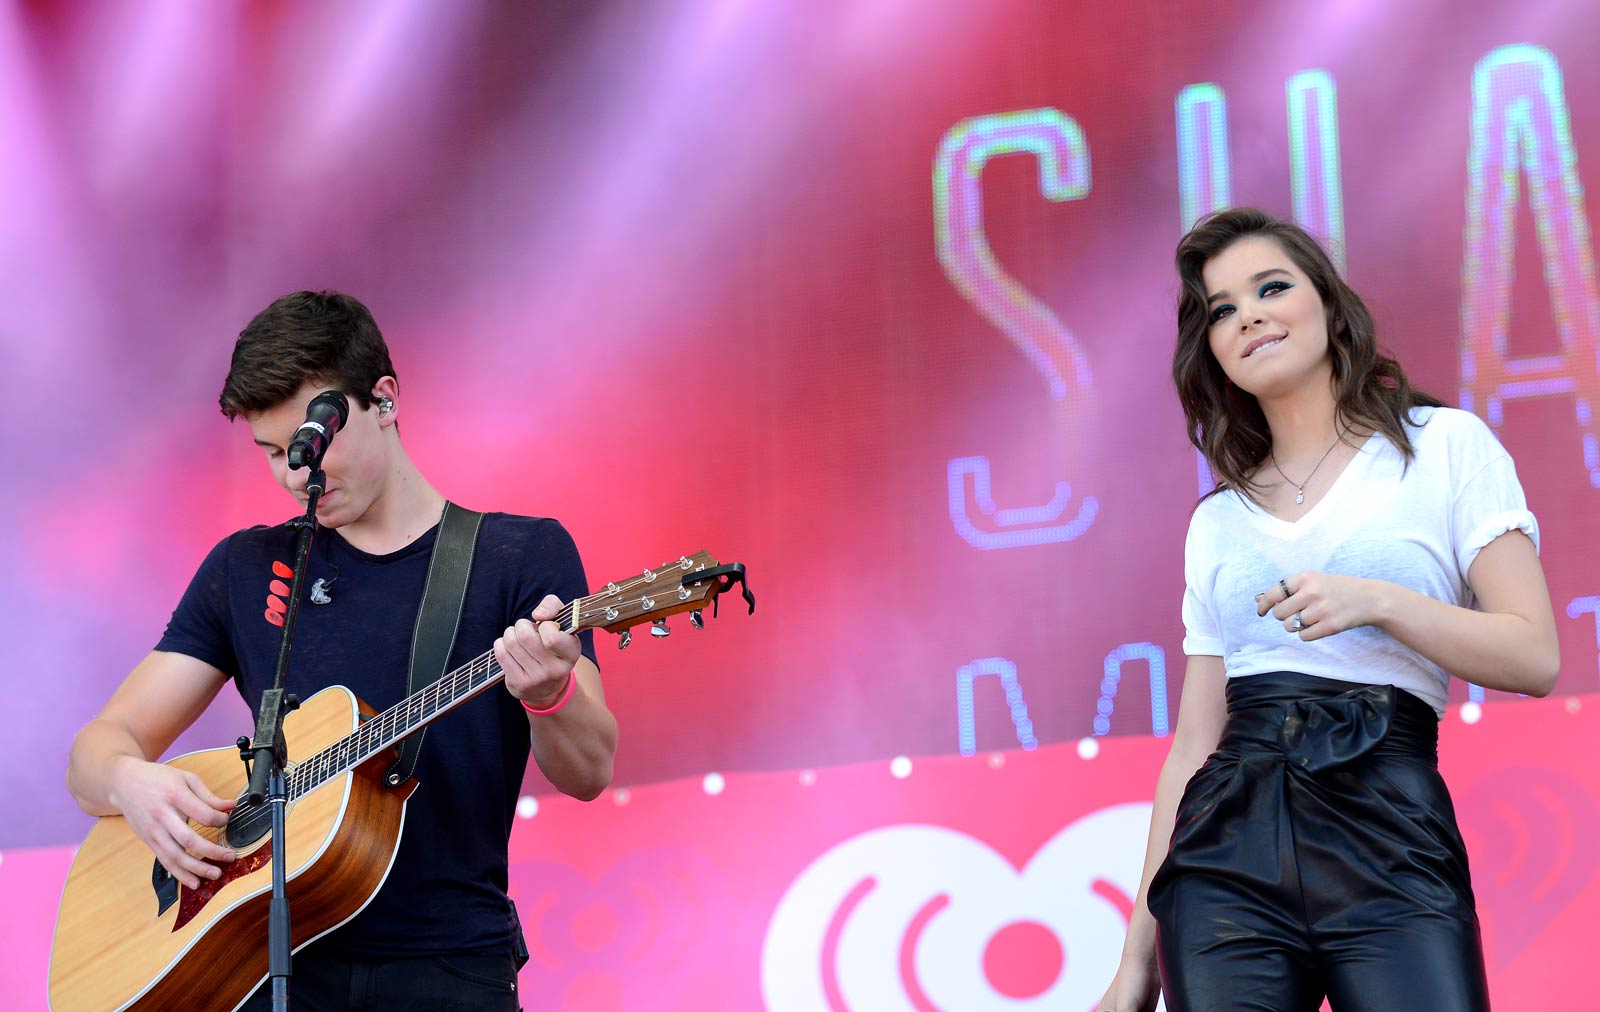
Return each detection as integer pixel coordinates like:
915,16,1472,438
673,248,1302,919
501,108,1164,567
156,511,597,957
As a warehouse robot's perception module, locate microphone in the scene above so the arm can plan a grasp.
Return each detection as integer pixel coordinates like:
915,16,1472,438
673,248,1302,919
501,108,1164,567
286,390,350,470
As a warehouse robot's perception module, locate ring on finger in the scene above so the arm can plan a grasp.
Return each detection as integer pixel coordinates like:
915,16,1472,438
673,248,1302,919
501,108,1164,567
1291,612,1305,632
1279,577,1292,599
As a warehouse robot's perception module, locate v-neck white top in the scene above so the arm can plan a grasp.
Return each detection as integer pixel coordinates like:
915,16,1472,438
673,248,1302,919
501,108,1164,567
1181,406,1538,715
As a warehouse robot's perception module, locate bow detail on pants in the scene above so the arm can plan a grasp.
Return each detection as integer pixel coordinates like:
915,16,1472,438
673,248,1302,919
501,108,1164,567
1277,682,1397,774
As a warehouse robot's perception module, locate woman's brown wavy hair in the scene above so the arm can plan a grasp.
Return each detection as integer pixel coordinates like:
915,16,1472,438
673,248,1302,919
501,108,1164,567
1172,207,1441,502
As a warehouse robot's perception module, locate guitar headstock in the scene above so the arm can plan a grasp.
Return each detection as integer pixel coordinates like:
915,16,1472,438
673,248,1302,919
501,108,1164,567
569,551,754,648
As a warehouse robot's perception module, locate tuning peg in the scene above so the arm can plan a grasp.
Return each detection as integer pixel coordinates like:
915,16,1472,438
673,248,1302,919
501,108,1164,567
690,609,704,629
619,629,632,650
651,619,670,638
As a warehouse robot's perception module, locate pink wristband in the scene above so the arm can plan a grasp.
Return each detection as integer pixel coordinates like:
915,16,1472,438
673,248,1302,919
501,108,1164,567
520,671,577,716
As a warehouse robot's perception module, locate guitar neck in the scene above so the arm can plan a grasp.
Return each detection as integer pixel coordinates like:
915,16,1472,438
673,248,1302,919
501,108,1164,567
287,550,738,798
288,648,509,799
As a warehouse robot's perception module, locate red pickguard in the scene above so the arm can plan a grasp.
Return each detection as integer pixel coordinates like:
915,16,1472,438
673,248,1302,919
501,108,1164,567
174,843,273,932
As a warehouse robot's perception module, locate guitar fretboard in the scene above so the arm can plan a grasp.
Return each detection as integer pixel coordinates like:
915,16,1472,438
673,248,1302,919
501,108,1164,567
284,551,720,799
287,648,509,799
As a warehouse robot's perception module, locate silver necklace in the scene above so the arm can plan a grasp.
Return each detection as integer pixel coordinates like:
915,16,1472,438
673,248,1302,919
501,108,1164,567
1271,436,1342,505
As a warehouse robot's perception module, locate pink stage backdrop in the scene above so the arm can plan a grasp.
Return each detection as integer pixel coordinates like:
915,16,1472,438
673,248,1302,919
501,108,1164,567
6,0,1600,1008
6,697,1595,1009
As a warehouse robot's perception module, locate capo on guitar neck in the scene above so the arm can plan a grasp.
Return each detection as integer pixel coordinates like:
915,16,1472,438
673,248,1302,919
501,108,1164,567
687,563,755,618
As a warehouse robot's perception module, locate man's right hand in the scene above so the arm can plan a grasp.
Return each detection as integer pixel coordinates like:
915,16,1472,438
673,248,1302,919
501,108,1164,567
107,756,237,890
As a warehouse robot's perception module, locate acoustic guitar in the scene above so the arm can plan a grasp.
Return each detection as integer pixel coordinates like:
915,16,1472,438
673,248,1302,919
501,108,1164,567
48,551,753,1012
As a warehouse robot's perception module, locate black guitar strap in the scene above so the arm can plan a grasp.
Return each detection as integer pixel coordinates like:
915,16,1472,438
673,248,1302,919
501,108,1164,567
384,501,484,788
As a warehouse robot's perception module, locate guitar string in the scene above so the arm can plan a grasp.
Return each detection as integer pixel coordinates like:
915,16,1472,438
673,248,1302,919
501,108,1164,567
291,555,719,774
285,610,564,792
201,652,512,843
197,561,724,843
176,563,714,842
241,558,721,805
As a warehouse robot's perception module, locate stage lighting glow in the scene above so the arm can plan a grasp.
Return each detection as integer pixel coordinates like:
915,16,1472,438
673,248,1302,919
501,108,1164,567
1461,702,1484,725
614,788,632,806
947,457,1099,550
1096,642,1169,737
703,773,726,796
798,769,816,787
516,795,539,820
1076,737,1100,760
1566,597,1600,684
890,756,912,779
1287,69,1347,274
1459,45,1600,488
934,108,1100,551
1176,81,1233,501
934,108,1093,402
956,657,1038,756
1176,83,1230,232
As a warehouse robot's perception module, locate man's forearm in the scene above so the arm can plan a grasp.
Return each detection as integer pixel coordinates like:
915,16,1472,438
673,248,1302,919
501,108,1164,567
66,720,149,816
527,680,618,801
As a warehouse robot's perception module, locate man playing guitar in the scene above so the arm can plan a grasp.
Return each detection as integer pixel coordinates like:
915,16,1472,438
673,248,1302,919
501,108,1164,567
65,290,618,1011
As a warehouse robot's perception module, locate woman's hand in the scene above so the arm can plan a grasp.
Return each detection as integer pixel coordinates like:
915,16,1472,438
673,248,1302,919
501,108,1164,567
1095,955,1161,1012
1256,571,1385,640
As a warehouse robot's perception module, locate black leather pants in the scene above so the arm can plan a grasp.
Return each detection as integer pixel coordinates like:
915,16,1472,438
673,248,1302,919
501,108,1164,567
1147,672,1490,1012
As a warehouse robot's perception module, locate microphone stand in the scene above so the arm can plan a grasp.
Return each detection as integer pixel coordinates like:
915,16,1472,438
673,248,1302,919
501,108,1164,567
239,464,325,1012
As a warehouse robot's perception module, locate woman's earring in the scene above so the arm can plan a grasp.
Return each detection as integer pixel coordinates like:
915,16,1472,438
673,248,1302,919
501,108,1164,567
377,396,394,414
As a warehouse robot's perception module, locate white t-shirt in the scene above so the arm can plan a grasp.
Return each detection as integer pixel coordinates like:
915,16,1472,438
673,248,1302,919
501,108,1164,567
1181,406,1538,715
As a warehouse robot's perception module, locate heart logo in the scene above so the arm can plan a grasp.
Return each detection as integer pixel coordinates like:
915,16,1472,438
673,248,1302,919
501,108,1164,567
1455,765,1600,968
761,803,1162,1011
509,845,726,1011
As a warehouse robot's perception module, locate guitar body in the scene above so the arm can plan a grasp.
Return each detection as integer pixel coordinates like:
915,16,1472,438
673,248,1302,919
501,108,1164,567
49,686,416,1012
48,551,752,1012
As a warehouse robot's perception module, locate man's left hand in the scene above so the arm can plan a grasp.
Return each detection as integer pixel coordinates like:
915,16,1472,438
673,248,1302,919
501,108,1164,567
497,594,581,707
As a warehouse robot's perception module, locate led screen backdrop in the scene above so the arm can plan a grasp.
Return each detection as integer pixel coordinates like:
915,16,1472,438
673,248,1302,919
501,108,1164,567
4,0,1600,1008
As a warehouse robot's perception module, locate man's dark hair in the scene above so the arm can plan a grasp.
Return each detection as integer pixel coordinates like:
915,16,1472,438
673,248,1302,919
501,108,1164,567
219,290,397,419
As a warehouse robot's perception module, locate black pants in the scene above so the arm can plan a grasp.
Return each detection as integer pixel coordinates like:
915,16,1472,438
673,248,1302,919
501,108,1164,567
1147,672,1490,1012
237,947,522,1012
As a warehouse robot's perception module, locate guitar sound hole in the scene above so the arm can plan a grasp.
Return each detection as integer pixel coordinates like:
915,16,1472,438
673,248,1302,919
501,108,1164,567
225,800,272,849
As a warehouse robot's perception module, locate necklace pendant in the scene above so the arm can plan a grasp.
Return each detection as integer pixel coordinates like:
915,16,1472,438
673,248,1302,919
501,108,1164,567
1295,489,1306,505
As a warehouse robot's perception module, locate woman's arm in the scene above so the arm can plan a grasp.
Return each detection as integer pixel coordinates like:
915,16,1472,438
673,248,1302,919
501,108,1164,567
1371,530,1558,695
1264,530,1559,696
1098,655,1228,1011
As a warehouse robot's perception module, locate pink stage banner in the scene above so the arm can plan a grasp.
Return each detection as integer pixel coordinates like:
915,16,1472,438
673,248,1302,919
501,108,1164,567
9,695,1594,1010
